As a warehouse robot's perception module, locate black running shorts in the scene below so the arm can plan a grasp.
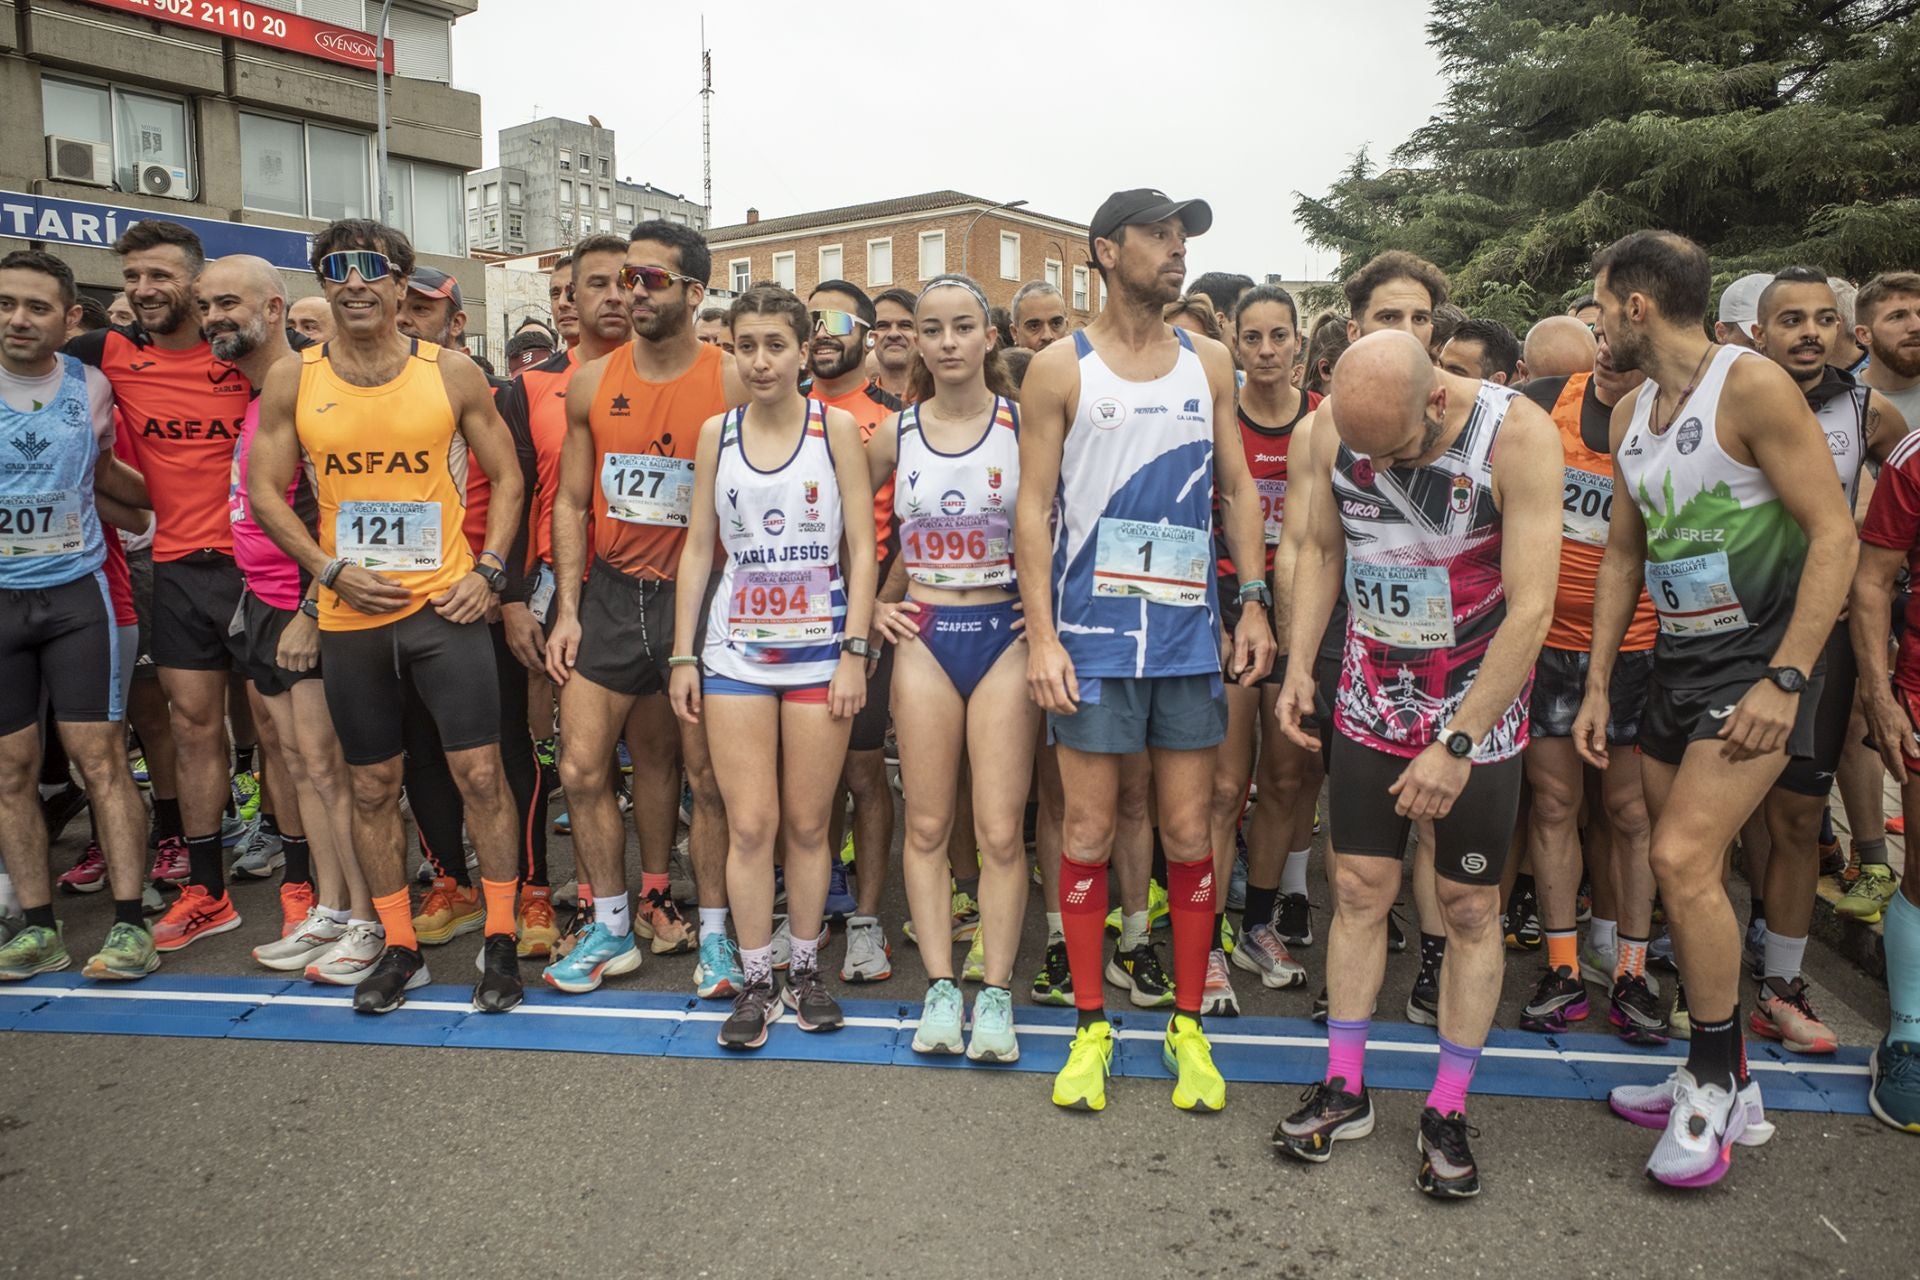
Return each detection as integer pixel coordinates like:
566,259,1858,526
151,552,247,671
0,571,121,735
318,606,500,766
1328,733,1524,886
240,592,320,699
1776,623,1854,797
1528,646,1655,744
1637,666,1823,769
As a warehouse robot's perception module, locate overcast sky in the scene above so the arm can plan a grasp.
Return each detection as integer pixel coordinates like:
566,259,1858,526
451,1,1447,283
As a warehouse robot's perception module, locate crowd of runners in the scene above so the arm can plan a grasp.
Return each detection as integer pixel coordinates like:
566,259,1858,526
2,188,1918,1199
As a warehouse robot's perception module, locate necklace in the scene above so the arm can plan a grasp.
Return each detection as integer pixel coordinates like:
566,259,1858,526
1653,344,1716,433
928,394,995,422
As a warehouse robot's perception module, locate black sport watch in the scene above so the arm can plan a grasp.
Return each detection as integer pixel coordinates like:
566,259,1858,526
1765,666,1808,694
475,563,507,593
1442,729,1475,759
841,636,875,659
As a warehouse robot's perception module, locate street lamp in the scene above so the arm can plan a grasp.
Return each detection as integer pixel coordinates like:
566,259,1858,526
960,198,1028,277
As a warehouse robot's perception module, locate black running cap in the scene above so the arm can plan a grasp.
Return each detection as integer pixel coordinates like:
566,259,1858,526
1088,189,1214,259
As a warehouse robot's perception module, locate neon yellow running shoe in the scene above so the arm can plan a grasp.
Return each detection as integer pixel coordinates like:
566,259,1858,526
961,930,986,983
1105,878,1170,936
1163,1012,1225,1113
838,831,856,867
1052,1020,1114,1111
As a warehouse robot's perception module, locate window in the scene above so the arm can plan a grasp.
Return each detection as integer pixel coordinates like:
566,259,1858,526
238,113,306,216
999,231,1020,281
559,149,572,171
484,216,497,239
42,77,195,197
387,3,453,83
772,251,796,290
560,179,573,203
616,202,635,223
307,125,371,221
596,187,609,211
508,213,523,239
730,258,751,293
386,159,464,256
507,182,522,206
598,217,611,233
1098,278,1107,310
558,213,572,235
1072,265,1090,312
918,231,945,280
599,158,610,178
668,211,689,226
1044,259,1062,290
482,181,498,206
867,238,892,286
465,185,479,211
819,245,843,280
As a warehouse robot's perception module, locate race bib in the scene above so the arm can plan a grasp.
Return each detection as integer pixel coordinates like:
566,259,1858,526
0,490,84,558
1092,518,1210,607
601,454,694,527
528,561,556,625
901,513,1012,588
1256,477,1287,546
1647,551,1749,636
333,500,442,571
1350,563,1455,648
727,567,835,643
228,454,245,525
1561,469,1614,547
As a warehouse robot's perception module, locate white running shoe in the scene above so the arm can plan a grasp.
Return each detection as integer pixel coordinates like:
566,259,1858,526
303,923,384,985
1643,1069,1760,1189
1200,948,1240,1017
252,908,344,971
1231,923,1308,989
839,916,891,983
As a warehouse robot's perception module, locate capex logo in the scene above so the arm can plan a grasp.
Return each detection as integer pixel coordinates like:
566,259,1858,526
761,507,787,537
940,489,967,516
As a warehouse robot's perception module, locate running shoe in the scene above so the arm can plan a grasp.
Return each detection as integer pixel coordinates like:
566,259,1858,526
960,931,985,984
677,780,693,829
1218,915,1237,955
616,740,632,774
413,877,483,946
1669,979,1691,1040
130,753,149,788
1750,975,1838,1054
148,836,188,886
1817,834,1847,879
56,843,107,894
1031,938,1073,1006
1609,973,1670,1046
840,915,891,983
1836,863,1899,923
353,945,429,1014
1310,987,1329,1024
1275,892,1313,947
1576,878,1593,924
551,809,571,835
253,907,343,971
1232,923,1307,989
1163,1012,1225,1112
278,882,315,936
472,933,523,1012
1579,938,1617,988
1869,1037,1920,1134
718,978,780,1050
1416,1108,1481,1199
219,812,253,851
1106,941,1176,1009
837,831,856,868
516,885,558,958
152,885,240,952
40,784,88,843
1648,929,1677,973
1889,814,1907,836
229,822,283,878
1273,1078,1373,1162
911,978,965,1054
1386,909,1407,953
1608,1070,1774,1146
951,888,981,943
231,771,261,823
782,965,843,1032
1503,885,1541,950
0,922,69,979
82,921,159,980
824,860,856,921
1519,966,1590,1033
694,932,743,1000
1104,879,1169,937
305,923,384,985
552,879,579,911
1052,1020,1113,1111
635,888,695,955
1644,1070,1750,1188
1742,917,1766,982
770,914,791,970
1406,971,1440,1027
773,865,786,906
541,921,640,993
140,885,164,917
1201,949,1239,1017
1227,840,1248,913
967,986,1019,1063
0,910,22,948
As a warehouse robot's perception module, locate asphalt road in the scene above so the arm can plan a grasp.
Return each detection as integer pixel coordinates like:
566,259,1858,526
5,788,1919,1279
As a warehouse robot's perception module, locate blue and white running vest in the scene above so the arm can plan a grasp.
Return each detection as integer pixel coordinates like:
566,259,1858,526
1051,328,1220,678
895,396,1020,591
0,354,105,588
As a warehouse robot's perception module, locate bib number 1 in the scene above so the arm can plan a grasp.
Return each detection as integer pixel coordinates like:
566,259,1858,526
1092,518,1210,607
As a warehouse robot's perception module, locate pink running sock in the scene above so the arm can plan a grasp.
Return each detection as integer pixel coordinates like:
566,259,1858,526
1326,1017,1369,1090
1425,1035,1483,1116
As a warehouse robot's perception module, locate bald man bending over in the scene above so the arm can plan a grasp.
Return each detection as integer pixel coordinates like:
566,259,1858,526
1523,315,1597,382
1273,330,1561,1198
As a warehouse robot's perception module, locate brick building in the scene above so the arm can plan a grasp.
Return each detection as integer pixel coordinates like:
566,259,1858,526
705,191,1103,316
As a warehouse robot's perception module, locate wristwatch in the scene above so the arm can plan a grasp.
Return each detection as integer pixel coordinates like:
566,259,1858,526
841,636,876,659
299,599,319,620
1441,729,1475,759
1765,666,1808,694
1238,580,1273,609
475,563,507,593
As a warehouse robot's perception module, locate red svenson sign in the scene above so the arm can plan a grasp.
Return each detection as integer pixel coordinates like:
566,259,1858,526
79,0,396,73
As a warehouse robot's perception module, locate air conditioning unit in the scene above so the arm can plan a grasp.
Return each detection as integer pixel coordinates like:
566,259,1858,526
46,135,111,187
139,164,192,201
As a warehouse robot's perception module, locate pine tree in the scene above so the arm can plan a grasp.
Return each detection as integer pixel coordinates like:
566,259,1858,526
1295,0,1920,320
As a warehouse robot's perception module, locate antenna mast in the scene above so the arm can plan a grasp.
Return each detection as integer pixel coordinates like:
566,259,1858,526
700,20,713,220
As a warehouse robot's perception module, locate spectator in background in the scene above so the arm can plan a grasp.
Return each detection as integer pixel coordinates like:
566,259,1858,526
1009,280,1070,351
1001,346,1033,396
989,306,1014,351
105,293,135,327
694,305,733,352
1302,310,1351,396
1568,293,1601,331
288,295,333,343
1439,317,1523,385
1427,302,1468,360
1165,294,1224,342
1521,315,1598,381
68,295,110,339
1829,277,1866,373
1714,272,1772,349
1188,271,1256,337
504,328,555,375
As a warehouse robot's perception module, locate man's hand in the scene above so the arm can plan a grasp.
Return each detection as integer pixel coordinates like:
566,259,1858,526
1717,679,1799,762
1571,689,1611,770
1388,742,1472,820
669,663,701,725
502,602,545,670
431,571,495,625
1230,606,1275,685
1275,662,1322,753
332,564,411,616
1026,635,1080,714
544,611,581,686
1864,689,1917,783
277,610,319,673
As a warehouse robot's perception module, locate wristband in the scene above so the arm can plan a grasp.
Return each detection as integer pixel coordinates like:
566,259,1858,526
318,557,348,588
667,655,701,668
479,550,506,567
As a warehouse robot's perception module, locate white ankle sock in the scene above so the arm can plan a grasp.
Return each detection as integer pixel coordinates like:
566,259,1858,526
698,906,729,941
1280,849,1311,897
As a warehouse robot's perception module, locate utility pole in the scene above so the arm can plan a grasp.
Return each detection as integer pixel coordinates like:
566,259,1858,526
701,20,713,221
374,0,395,221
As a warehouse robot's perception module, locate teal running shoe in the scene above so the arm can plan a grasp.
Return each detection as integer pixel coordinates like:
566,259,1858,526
540,921,640,994
694,931,744,1000
911,978,965,1054
966,985,1019,1063
0,923,70,980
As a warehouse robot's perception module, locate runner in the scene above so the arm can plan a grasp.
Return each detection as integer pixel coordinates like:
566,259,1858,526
1186,272,1255,342
1019,188,1274,1115
1569,295,1602,331
542,222,746,1000
1744,267,1907,1053
694,306,732,352
248,219,531,1016
1714,273,1772,350
1516,328,1661,1042
669,283,877,1049
1008,281,1071,353
288,297,333,344
1212,285,1315,1005
866,273,1034,1060
1272,329,1560,1197
195,255,376,978
549,256,581,348
1438,318,1522,386
1855,273,1920,432
871,288,919,404
67,220,252,950
1520,316,1598,382
1577,231,1856,1187
0,248,156,982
